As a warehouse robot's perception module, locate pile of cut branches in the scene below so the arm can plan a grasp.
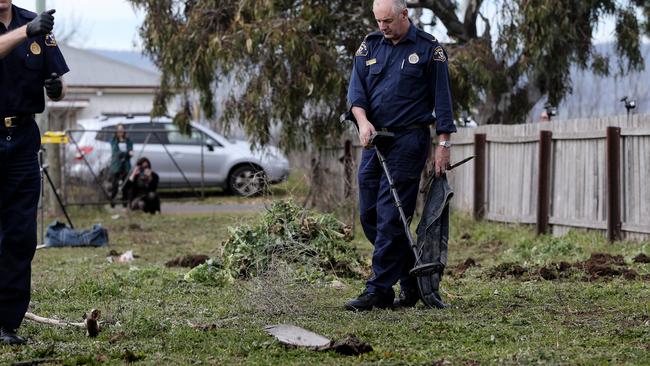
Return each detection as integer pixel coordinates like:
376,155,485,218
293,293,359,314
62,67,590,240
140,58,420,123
185,201,365,286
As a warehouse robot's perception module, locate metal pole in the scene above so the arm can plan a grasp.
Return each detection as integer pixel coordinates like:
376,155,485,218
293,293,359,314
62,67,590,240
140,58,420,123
606,126,622,242
375,149,418,253
36,0,46,13
473,133,487,220
536,130,553,235
200,131,205,199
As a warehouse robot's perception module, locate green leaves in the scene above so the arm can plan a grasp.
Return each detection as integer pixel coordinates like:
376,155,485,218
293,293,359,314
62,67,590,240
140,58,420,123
130,0,648,139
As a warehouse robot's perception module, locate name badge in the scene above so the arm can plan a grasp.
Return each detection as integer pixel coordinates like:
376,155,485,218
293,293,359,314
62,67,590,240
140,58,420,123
365,58,377,66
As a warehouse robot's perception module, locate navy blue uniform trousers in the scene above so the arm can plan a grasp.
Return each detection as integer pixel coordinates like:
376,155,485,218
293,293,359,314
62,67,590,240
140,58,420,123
359,128,430,295
0,120,41,329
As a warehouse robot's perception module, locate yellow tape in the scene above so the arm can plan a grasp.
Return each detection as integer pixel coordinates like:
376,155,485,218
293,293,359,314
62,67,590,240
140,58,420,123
41,131,69,144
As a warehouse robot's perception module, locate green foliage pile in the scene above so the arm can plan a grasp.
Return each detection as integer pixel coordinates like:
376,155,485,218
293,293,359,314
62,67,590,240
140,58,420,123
185,200,364,286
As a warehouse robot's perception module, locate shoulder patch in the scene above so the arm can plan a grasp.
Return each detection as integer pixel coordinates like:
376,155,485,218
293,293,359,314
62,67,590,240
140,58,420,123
45,33,57,47
355,41,368,57
433,46,447,62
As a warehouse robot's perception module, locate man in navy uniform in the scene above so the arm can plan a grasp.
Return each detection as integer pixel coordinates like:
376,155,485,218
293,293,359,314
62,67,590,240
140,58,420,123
0,0,68,344
345,0,456,311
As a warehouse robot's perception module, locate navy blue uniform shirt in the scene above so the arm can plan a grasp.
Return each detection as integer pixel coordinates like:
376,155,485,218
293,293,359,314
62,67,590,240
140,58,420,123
347,23,456,135
0,5,69,116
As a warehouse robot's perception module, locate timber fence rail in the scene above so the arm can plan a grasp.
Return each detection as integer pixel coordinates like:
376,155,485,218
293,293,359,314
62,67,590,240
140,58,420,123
449,114,650,241
285,114,650,241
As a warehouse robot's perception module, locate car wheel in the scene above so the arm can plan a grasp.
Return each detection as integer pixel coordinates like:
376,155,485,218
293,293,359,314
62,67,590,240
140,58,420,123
228,165,265,196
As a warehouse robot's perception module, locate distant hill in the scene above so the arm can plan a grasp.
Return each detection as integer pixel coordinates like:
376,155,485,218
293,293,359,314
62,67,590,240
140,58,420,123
84,43,649,123
528,43,650,122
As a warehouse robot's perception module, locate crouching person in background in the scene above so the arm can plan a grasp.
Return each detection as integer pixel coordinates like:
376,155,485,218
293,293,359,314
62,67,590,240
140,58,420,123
125,157,160,214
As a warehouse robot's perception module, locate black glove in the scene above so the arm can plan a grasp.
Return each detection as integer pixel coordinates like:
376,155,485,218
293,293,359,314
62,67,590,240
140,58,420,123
26,9,55,38
44,73,63,99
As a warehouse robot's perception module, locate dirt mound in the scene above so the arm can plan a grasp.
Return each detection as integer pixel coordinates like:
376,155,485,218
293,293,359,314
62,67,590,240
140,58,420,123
453,258,479,277
582,253,625,266
330,334,373,356
573,253,631,281
633,253,650,263
488,262,527,278
490,253,645,282
166,255,209,268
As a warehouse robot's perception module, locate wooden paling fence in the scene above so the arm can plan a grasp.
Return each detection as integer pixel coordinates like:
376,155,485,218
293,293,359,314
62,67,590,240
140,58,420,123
291,114,649,241
449,114,650,241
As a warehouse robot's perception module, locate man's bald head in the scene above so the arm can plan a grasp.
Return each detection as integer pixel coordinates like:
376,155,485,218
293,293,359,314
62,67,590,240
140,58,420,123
373,0,410,44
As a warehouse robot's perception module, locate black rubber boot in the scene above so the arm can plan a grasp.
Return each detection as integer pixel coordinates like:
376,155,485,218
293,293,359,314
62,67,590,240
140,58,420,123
344,290,394,311
0,327,27,345
393,287,421,308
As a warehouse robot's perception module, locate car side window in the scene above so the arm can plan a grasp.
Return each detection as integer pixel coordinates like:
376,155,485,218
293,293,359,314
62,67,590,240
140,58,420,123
166,125,221,147
128,123,169,144
96,126,115,142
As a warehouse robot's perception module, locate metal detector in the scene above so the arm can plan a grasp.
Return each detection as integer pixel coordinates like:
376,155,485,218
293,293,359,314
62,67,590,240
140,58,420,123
340,111,473,308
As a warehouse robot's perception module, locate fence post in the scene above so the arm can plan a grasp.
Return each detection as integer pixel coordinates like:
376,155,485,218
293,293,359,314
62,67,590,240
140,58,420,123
473,133,487,220
606,126,622,241
537,131,553,235
342,139,354,199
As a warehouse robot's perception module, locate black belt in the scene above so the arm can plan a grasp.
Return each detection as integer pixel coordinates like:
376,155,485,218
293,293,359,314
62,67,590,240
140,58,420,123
376,124,428,133
2,114,35,128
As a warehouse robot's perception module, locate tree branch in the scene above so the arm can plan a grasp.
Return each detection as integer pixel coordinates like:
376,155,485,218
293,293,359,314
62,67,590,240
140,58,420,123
407,0,469,42
462,0,483,39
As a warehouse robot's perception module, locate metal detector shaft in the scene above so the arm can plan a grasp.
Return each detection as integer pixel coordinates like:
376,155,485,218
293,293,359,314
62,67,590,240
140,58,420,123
43,166,74,229
373,148,420,258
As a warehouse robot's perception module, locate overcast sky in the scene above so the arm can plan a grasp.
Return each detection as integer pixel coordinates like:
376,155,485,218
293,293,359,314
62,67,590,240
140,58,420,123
13,0,145,50
13,0,623,52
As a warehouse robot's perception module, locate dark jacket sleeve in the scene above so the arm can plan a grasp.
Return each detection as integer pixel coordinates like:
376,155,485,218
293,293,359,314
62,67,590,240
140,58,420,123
428,45,457,135
347,43,370,110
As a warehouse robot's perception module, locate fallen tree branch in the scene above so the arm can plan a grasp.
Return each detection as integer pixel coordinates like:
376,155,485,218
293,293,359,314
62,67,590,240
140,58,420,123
24,309,101,337
24,313,85,327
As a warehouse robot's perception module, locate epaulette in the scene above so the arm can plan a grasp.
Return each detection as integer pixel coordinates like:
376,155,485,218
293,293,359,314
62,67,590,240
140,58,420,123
416,29,438,44
365,31,383,40
16,6,37,20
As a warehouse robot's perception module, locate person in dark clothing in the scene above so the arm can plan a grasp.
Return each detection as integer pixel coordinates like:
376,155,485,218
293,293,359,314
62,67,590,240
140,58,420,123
108,123,133,207
344,0,456,311
0,1,67,345
125,157,160,214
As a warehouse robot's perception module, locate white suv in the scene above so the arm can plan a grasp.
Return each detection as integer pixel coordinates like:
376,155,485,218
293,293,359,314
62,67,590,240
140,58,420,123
66,115,290,196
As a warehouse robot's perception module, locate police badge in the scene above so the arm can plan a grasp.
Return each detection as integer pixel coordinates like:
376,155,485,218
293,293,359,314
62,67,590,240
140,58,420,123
30,42,41,55
355,41,368,57
433,46,446,62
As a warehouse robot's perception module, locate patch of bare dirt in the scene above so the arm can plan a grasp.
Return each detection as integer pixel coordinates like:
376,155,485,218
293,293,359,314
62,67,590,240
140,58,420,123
489,253,646,282
330,334,373,356
633,253,650,263
488,262,527,278
165,254,209,268
453,258,479,277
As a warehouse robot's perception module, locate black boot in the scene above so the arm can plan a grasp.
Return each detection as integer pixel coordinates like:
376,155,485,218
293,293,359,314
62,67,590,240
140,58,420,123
0,327,27,345
393,287,421,308
344,290,394,311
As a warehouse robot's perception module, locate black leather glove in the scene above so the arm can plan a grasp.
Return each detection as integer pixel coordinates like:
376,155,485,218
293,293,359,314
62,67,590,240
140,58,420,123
26,9,55,38
44,73,63,99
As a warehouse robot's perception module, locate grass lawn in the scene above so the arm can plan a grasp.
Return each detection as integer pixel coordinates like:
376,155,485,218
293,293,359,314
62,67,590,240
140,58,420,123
1,200,648,365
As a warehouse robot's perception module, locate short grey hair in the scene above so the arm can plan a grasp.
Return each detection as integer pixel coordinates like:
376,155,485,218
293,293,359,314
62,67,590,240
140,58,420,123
373,0,408,15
